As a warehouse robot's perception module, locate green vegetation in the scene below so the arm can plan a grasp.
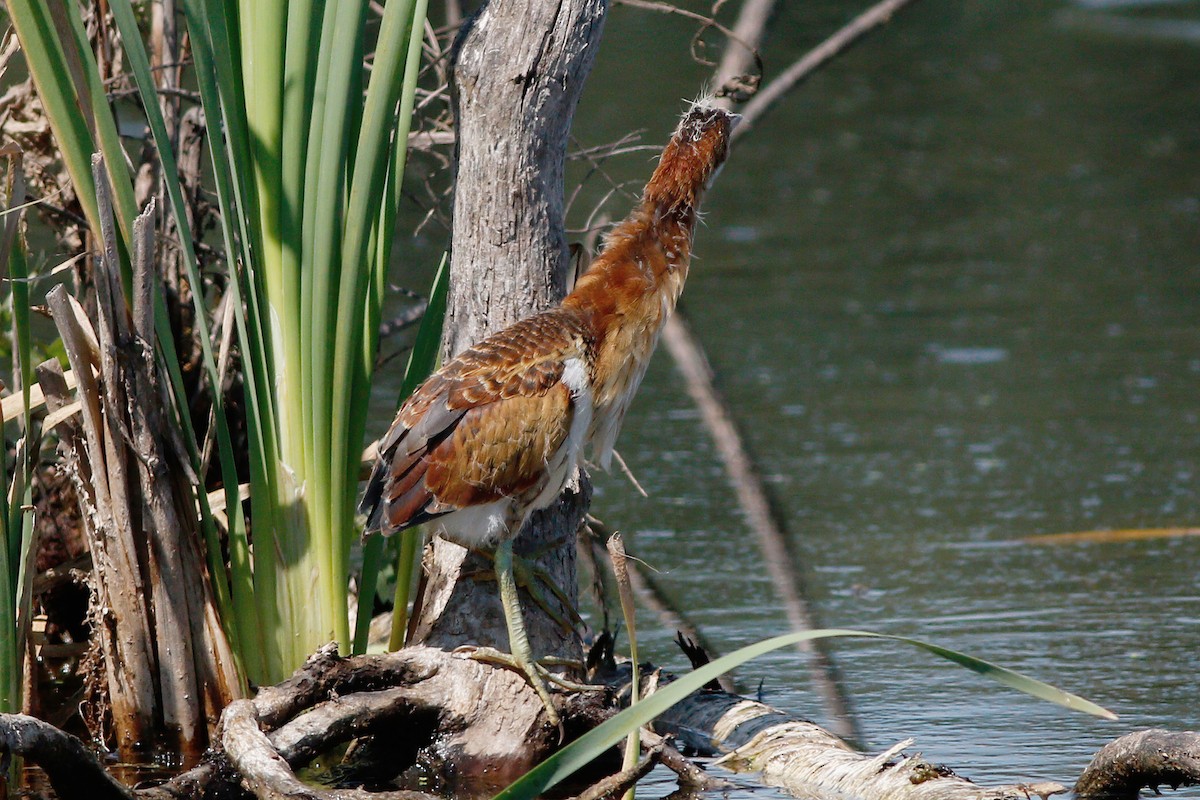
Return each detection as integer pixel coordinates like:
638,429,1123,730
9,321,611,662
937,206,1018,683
0,147,35,714
498,628,1117,800
6,0,431,690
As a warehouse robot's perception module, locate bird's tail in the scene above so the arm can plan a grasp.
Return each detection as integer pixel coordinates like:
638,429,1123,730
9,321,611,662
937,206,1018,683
643,100,740,213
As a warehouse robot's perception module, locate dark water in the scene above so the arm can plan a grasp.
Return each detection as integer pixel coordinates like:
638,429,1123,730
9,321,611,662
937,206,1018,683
549,0,1200,794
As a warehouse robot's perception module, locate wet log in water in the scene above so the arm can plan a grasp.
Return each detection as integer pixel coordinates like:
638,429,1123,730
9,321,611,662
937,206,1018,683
1,649,1197,800
1074,729,1200,800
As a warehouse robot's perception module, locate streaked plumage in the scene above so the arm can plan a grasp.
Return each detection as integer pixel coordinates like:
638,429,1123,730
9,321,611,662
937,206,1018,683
362,103,736,546
360,100,737,722
361,310,595,546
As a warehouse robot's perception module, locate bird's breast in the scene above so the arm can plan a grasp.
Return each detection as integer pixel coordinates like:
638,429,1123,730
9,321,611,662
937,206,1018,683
587,275,683,468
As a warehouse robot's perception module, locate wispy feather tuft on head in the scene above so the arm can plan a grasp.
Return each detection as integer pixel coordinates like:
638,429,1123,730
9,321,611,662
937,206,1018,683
642,97,741,213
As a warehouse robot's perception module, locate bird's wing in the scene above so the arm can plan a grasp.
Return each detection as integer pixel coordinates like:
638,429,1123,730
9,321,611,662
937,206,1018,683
361,310,591,535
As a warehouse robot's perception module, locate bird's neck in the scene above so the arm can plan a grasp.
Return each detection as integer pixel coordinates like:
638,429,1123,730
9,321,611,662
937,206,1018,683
563,198,697,345
563,102,732,346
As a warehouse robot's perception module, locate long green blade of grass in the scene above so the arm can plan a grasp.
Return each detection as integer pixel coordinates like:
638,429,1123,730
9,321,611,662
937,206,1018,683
496,628,1116,800
177,0,277,682
0,148,25,714
333,0,426,646
304,0,368,657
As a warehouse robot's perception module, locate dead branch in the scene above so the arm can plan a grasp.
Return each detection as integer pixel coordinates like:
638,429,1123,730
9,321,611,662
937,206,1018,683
568,741,664,800
0,714,135,800
651,682,1066,800
711,0,774,100
641,729,731,790
734,0,924,139
659,313,856,739
1075,729,1200,800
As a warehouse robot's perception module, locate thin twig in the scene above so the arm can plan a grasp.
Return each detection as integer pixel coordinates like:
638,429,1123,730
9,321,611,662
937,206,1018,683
586,518,737,694
711,0,774,101
641,729,732,790
734,0,923,139
611,448,648,498
568,742,665,800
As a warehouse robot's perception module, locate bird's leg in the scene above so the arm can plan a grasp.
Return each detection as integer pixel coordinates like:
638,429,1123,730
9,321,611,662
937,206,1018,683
494,538,560,726
463,546,584,636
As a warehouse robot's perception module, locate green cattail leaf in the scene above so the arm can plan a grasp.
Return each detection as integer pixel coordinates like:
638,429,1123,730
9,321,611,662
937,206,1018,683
496,628,1116,800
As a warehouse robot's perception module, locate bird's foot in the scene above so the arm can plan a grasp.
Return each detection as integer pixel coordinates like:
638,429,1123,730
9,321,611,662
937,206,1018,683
453,645,558,726
455,646,605,693
465,549,584,636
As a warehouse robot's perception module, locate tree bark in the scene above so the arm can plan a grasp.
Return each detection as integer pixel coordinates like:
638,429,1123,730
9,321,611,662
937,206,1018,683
405,0,608,768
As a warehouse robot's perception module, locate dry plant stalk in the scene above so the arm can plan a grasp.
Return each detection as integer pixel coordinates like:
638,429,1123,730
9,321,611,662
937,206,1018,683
43,155,239,758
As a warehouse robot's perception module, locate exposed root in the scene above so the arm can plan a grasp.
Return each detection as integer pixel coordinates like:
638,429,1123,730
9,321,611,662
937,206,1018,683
0,714,134,800
220,699,434,800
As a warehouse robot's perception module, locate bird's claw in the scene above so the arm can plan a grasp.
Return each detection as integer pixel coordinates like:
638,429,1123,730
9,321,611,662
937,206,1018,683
456,646,606,691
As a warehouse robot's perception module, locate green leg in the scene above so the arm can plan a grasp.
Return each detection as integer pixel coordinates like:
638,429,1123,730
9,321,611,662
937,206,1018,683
464,547,584,635
495,538,560,726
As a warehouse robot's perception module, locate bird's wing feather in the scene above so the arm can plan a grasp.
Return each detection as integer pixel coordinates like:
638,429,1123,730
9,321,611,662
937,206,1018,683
362,310,590,534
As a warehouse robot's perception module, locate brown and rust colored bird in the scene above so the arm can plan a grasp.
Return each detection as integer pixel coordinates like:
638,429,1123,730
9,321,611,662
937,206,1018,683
360,100,738,722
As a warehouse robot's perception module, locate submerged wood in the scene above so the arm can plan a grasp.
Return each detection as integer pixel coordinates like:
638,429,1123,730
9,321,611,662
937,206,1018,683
659,689,1067,800
1074,729,1200,799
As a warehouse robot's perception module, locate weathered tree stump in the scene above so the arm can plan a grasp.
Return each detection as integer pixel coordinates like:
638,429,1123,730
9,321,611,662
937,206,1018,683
400,0,609,775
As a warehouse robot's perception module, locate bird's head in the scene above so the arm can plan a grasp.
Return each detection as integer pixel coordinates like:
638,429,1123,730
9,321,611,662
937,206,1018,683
645,101,740,213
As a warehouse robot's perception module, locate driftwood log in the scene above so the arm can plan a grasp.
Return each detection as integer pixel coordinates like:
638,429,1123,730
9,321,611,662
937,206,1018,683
2,646,1197,800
